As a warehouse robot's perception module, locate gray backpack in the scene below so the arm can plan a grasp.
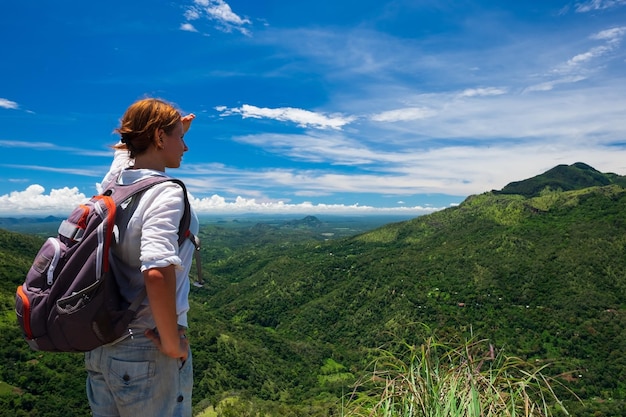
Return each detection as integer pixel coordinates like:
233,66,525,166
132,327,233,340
15,176,199,352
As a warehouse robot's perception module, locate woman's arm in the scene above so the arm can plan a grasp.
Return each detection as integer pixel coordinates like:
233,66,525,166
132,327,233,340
144,264,189,361
139,183,190,361
100,148,132,191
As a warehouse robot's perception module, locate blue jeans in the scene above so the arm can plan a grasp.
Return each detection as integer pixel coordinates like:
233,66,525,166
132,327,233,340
85,332,192,417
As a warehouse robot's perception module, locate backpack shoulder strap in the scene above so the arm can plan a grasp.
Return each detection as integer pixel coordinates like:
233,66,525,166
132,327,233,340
107,176,203,312
104,176,191,246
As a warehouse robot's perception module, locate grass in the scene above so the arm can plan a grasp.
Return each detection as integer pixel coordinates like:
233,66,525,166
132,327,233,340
0,380,21,395
343,326,574,417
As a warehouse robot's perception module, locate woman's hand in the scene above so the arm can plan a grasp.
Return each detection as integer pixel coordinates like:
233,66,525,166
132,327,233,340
145,327,189,362
181,113,196,134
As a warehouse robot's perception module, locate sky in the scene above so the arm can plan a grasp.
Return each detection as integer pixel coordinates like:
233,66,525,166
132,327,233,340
1,0,626,216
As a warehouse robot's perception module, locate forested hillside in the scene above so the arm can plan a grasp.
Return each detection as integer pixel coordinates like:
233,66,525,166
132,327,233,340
1,163,625,416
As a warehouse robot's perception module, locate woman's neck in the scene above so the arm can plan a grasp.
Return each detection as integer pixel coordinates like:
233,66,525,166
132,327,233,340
132,150,165,172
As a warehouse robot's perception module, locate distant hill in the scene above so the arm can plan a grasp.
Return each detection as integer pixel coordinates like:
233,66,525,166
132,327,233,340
1,163,625,416
0,215,64,225
0,215,63,236
280,215,323,228
250,215,323,232
496,161,626,197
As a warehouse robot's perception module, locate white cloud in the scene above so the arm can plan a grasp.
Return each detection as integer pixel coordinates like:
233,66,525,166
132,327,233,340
0,98,19,110
180,23,198,33
0,184,444,216
0,140,57,149
0,140,113,158
371,107,436,122
189,193,444,215
524,76,587,92
200,0,249,26
368,88,508,124
566,46,610,66
0,185,88,215
516,26,625,93
575,0,626,12
458,87,508,98
228,132,381,165
218,104,355,130
184,9,200,20
183,0,251,36
591,26,626,42
2,164,104,178
552,26,625,76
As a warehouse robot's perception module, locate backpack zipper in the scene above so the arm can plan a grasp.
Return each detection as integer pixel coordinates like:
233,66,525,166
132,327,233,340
46,238,61,286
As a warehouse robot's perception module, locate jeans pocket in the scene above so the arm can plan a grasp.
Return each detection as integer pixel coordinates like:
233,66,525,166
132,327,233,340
109,358,155,406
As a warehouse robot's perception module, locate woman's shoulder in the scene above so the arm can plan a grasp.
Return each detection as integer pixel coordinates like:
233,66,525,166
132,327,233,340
149,178,186,198
140,175,186,205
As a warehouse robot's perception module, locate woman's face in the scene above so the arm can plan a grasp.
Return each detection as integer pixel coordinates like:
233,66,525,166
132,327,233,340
161,121,188,169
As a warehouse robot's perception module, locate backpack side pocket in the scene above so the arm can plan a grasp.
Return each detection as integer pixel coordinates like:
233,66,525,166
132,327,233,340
16,237,67,350
15,285,33,339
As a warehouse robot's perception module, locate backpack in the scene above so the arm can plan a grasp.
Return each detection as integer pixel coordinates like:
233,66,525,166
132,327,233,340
15,176,199,353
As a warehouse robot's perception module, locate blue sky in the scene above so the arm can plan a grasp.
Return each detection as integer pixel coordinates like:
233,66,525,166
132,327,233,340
1,0,625,216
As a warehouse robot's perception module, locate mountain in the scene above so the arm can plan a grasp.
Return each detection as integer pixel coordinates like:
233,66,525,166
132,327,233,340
1,163,625,417
280,215,323,228
496,161,626,197
192,163,626,415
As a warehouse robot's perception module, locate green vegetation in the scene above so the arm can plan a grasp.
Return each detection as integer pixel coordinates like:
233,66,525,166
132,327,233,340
1,163,625,416
345,325,573,417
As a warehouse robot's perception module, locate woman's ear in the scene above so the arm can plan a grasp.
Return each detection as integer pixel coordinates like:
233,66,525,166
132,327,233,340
154,128,164,149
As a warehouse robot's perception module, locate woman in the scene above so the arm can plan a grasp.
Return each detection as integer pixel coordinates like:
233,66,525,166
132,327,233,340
85,98,198,417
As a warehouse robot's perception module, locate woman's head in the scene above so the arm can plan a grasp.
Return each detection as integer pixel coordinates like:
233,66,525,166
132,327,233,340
114,98,182,158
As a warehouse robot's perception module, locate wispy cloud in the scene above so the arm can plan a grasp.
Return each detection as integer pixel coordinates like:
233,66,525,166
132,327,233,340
0,140,57,149
370,107,436,122
524,76,587,93
524,26,625,92
230,132,382,165
0,140,112,157
1,164,103,177
458,87,508,98
182,0,251,36
575,0,626,12
217,104,355,130
563,27,625,68
591,26,626,42
0,98,19,110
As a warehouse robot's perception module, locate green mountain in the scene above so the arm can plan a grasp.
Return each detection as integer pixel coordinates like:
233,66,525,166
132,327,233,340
497,161,626,197
1,163,625,416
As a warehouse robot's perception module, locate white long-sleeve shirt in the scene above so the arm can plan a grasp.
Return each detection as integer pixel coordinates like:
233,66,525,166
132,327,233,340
101,149,199,331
